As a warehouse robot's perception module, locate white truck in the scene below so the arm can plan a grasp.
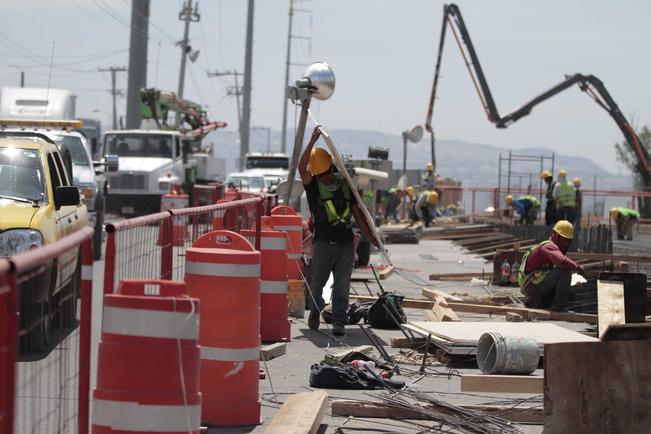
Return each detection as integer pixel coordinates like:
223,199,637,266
0,87,76,120
243,152,289,192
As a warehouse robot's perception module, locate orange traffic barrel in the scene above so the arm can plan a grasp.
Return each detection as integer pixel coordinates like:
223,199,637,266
270,205,304,279
243,219,290,342
92,279,201,434
158,185,189,246
184,230,261,427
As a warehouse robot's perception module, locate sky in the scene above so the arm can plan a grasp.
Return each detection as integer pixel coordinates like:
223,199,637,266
1,0,649,174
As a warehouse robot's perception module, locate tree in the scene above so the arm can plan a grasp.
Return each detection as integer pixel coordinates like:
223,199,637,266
615,125,651,217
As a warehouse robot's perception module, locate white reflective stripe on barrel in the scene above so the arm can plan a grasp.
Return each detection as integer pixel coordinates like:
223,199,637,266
81,265,92,280
185,260,260,277
287,253,302,260
92,400,200,432
261,237,286,251
200,345,259,362
260,280,288,294
273,225,302,232
102,306,199,340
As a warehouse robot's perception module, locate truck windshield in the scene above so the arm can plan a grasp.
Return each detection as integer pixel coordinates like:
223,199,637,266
0,147,46,203
104,134,174,158
245,157,289,169
227,176,266,191
50,135,90,166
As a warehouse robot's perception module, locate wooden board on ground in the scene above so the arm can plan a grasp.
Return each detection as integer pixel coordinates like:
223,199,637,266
424,302,459,322
421,287,464,302
378,265,394,280
597,280,626,339
331,345,373,360
265,391,329,434
461,374,543,394
331,399,542,424
544,340,651,433
260,342,287,361
390,336,427,349
444,301,598,324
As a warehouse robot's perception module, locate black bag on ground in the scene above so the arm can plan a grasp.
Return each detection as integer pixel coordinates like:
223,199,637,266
322,302,372,325
367,292,406,329
309,362,404,390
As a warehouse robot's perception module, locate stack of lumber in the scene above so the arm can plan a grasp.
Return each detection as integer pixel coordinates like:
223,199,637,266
379,221,422,244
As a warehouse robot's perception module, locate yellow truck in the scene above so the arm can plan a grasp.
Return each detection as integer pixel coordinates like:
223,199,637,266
0,130,88,352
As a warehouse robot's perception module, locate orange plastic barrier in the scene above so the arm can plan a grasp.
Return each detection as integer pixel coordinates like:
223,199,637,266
270,205,304,279
158,186,189,246
92,279,201,433
184,230,261,426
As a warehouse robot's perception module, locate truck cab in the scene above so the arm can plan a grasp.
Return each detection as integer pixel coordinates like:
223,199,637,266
243,152,289,192
101,129,185,215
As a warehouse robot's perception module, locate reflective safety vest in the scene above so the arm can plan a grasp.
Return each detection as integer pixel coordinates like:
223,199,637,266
519,195,540,207
518,240,552,288
316,178,352,226
617,207,640,219
556,181,576,207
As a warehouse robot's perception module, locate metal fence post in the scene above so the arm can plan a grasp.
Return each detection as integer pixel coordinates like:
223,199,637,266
78,238,93,434
104,229,116,294
160,213,173,280
255,199,263,251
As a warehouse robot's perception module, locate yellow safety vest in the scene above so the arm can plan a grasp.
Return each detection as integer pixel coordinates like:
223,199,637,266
317,179,351,226
556,181,576,207
518,240,552,288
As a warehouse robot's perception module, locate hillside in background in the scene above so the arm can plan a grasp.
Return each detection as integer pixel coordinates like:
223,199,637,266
208,128,633,190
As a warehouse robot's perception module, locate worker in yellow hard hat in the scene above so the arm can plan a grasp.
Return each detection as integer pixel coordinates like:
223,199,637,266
610,207,640,240
299,127,379,337
505,194,540,225
413,190,438,227
517,220,584,311
541,170,557,226
552,169,576,224
405,185,416,220
423,162,436,190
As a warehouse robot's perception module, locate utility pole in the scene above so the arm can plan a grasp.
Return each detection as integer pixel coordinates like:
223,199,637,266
20,71,24,87
207,70,243,143
126,0,149,129
177,0,200,102
280,0,313,154
241,0,255,171
99,66,127,130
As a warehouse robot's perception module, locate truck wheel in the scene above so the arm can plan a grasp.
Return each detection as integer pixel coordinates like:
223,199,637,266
357,240,371,267
21,300,51,353
93,206,103,260
58,260,80,328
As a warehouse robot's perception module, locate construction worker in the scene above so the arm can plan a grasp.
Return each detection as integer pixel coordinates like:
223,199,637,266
573,177,582,224
405,185,416,220
299,127,380,337
422,163,436,190
505,194,540,225
383,186,403,223
553,169,576,223
541,170,557,226
518,220,584,311
414,190,438,227
610,207,640,240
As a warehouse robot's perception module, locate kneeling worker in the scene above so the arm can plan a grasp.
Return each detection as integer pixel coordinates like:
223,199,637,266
299,127,380,337
517,220,584,311
505,194,540,225
611,207,640,240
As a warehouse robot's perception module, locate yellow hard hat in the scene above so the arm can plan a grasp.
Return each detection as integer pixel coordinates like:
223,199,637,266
428,191,439,204
308,147,332,175
573,177,581,187
558,169,567,177
541,170,552,179
552,220,574,239
610,207,619,219
504,194,513,205
406,185,415,196
426,162,433,171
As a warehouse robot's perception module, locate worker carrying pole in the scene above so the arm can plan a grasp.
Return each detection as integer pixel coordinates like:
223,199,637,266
505,194,540,225
299,127,380,337
611,207,640,240
517,220,584,311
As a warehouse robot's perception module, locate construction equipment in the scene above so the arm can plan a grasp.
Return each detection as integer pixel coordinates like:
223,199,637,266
425,3,651,216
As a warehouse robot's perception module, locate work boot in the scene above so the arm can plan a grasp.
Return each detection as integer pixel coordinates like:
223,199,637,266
308,308,320,330
332,323,345,337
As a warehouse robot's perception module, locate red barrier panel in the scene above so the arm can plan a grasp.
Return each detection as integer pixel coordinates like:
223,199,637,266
270,205,304,279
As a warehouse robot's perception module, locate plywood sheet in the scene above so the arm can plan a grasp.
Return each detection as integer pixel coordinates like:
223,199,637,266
597,280,626,338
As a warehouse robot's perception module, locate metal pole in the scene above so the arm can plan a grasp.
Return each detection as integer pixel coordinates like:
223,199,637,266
177,0,193,101
285,94,312,203
280,0,294,154
241,0,255,171
234,72,242,146
20,71,24,87
111,69,118,130
429,131,436,173
267,127,271,152
402,132,408,181
497,153,502,207
126,0,149,129
507,150,512,194
593,175,597,216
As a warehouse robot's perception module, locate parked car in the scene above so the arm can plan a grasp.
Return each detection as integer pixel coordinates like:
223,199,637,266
226,172,268,192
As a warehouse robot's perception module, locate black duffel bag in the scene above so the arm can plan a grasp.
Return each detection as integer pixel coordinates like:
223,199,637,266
367,292,406,329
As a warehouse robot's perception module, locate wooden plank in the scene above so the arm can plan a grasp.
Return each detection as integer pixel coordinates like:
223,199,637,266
260,342,287,361
330,399,542,424
265,391,329,434
350,294,435,310
567,252,651,263
461,374,544,394
445,302,598,324
390,336,427,349
597,280,626,338
378,265,394,280
544,340,651,433
424,302,459,322
601,323,651,341
331,345,373,360
421,287,464,302
470,239,536,254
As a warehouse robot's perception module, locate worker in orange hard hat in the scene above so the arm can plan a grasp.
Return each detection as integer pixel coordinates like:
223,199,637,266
517,220,583,311
299,127,379,337
541,170,557,226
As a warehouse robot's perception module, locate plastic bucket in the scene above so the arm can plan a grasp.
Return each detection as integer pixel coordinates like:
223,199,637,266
476,332,539,375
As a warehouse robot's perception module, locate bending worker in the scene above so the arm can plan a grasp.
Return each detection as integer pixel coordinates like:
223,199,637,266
611,207,640,240
553,169,576,223
541,170,557,226
415,190,438,227
383,186,403,223
505,194,540,224
518,220,584,311
299,127,379,337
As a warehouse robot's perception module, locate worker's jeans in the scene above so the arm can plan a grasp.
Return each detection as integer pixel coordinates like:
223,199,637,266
557,206,576,223
616,216,636,240
309,240,355,326
522,267,572,311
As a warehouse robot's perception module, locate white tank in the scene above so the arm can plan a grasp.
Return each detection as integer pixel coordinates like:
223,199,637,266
0,87,76,120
